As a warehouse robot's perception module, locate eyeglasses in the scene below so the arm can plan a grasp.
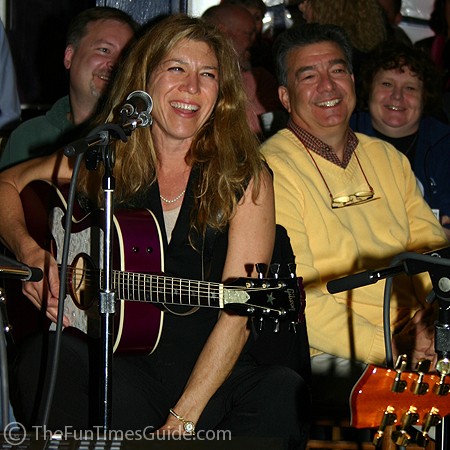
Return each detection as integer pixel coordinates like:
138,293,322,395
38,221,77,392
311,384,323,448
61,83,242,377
305,147,375,209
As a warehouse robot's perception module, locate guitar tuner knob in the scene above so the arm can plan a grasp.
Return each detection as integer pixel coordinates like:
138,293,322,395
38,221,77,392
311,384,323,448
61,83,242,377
436,357,450,376
418,407,441,447
255,263,266,279
433,373,450,396
270,263,280,279
373,406,396,447
287,263,296,278
395,354,408,371
391,406,419,446
289,322,298,333
257,317,264,332
392,354,408,393
272,319,280,333
412,359,431,395
391,429,413,447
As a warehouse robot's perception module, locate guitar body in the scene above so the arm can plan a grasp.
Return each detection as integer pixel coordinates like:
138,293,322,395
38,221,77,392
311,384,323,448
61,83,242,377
6,180,164,355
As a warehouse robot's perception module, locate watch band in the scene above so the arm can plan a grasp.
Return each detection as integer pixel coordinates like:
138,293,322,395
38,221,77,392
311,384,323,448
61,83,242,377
169,408,196,435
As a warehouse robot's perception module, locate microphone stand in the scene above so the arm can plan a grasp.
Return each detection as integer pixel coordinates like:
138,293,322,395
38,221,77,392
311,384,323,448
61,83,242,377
421,256,450,450
39,92,152,431
62,120,135,431
93,139,117,433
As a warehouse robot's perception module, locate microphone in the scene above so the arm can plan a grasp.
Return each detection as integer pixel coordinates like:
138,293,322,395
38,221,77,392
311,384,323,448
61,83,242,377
63,90,154,157
0,254,43,282
327,265,405,293
327,247,450,294
120,90,153,128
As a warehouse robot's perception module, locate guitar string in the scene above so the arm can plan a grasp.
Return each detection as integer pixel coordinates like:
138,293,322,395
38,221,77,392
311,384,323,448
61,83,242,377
59,267,285,314
60,266,272,297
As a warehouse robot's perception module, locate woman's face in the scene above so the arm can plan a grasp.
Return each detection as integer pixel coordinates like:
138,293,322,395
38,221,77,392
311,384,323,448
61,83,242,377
369,67,424,137
148,39,219,148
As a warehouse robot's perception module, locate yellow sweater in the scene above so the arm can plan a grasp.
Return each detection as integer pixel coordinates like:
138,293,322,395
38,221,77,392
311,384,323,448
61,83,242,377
261,129,448,364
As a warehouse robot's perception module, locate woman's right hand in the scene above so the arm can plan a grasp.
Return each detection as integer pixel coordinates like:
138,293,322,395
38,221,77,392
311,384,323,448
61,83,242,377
18,244,69,327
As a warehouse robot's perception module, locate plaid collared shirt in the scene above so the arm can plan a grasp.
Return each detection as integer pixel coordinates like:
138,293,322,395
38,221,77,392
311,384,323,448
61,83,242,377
287,118,359,168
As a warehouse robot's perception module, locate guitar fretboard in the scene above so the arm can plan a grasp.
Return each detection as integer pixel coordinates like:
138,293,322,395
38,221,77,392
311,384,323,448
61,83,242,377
109,271,225,308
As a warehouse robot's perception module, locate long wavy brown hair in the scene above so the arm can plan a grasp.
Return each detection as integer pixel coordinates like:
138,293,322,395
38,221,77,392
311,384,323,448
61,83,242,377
308,0,387,52
77,14,263,235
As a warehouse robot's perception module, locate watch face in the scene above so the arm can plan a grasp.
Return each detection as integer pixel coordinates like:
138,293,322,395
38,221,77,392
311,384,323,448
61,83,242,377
184,421,195,433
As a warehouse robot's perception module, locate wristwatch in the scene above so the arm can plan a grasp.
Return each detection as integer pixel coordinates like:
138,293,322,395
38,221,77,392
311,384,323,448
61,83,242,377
169,408,196,435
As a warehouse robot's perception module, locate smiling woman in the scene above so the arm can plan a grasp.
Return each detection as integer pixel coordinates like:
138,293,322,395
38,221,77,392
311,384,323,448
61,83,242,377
0,13,310,446
351,41,450,237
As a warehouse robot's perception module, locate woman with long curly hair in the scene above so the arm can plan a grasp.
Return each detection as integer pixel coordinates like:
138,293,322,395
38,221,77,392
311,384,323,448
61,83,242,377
0,14,309,446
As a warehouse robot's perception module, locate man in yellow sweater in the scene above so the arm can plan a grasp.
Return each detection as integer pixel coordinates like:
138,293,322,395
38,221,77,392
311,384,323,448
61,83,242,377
260,23,449,412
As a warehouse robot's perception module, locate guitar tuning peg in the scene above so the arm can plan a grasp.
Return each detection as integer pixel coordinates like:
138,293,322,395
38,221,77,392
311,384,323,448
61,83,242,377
395,354,408,371
373,406,396,448
412,359,431,395
287,262,296,278
272,318,280,333
257,316,264,332
269,263,280,279
255,263,266,279
416,407,441,448
289,321,298,334
434,357,450,395
436,357,450,376
391,406,419,447
392,354,408,393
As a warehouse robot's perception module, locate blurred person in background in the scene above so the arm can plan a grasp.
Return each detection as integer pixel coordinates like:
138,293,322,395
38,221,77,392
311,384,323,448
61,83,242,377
221,0,276,74
376,0,412,45
416,0,450,90
203,3,285,138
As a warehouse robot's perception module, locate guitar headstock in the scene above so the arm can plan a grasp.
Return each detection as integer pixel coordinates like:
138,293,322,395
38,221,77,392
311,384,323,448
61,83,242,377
351,357,450,447
223,264,305,333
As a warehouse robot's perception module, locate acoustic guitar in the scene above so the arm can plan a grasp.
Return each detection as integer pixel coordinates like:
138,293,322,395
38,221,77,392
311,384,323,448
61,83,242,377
3,180,304,355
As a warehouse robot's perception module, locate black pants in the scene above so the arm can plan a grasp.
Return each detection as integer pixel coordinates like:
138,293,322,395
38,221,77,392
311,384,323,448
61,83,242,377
11,331,310,448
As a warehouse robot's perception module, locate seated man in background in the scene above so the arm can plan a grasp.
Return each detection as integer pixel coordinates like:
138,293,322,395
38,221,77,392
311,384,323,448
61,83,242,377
203,3,285,138
351,42,450,238
260,23,449,413
0,7,137,170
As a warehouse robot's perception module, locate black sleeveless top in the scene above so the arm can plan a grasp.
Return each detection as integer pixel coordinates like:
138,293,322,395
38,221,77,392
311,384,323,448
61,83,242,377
114,165,232,397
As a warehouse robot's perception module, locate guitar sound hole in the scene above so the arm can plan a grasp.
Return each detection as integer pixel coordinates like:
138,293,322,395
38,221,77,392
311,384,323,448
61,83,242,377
68,253,97,310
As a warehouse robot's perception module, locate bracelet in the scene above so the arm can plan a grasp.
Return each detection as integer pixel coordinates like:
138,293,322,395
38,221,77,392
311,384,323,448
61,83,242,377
169,408,196,435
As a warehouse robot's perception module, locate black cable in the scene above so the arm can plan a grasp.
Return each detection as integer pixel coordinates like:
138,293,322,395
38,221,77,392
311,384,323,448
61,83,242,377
41,153,84,427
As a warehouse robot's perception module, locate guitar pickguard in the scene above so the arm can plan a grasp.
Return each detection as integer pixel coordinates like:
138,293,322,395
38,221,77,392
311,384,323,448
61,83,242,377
50,206,102,336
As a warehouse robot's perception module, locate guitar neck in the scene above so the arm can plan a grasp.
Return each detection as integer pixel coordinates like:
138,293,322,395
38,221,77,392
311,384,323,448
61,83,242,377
108,270,249,309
